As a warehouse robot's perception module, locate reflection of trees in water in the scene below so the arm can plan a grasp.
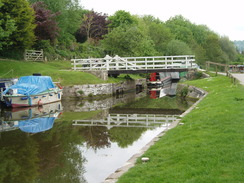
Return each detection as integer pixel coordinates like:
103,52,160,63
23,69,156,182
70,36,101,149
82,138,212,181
113,95,192,111
0,130,39,183
77,125,147,149
34,121,86,183
109,127,147,148
78,126,111,150
0,121,88,183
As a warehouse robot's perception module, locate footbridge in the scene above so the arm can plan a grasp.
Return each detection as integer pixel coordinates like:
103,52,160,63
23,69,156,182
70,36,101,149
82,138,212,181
71,55,197,75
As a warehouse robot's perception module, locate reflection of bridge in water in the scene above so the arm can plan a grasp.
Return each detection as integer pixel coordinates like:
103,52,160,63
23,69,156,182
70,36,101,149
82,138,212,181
73,113,180,129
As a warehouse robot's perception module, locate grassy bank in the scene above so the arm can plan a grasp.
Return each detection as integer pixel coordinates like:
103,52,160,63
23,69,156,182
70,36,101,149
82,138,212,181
117,75,244,183
0,60,142,86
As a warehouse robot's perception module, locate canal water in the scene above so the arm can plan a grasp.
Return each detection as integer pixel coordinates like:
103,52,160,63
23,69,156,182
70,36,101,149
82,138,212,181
0,89,195,183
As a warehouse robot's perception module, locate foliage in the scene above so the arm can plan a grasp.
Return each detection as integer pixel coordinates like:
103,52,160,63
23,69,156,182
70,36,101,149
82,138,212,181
29,0,83,49
102,25,156,56
0,0,36,57
166,15,195,45
234,53,244,64
203,33,224,63
0,0,239,66
219,36,237,62
76,11,110,43
0,1,16,51
32,1,60,43
165,39,193,55
108,10,138,29
142,15,173,55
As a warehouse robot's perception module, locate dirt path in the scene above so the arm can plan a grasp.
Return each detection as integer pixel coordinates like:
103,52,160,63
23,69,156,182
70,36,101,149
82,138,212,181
231,73,244,85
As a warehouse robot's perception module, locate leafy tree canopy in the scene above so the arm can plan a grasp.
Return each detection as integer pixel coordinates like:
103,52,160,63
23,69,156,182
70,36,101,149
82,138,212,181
108,10,138,29
0,1,16,51
0,0,36,53
165,39,193,55
32,2,60,43
102,25,156,57
76,11,110,43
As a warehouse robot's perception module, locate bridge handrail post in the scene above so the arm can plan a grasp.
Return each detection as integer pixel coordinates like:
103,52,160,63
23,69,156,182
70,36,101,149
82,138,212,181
104,55,112,70
114,55,120,70
185,56,192,68
73,59,76,70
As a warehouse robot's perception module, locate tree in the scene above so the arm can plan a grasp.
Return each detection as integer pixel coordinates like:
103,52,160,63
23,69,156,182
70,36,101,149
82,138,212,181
203,33,223,63
165,39,193,55
0,1,16,51
32,2,60,43
166,15,195,45
219,36,237,62
142,15,173,55
101,25,156,57
0,0,36,53
108,10,138,29
29,0,83,48
76,11,110,43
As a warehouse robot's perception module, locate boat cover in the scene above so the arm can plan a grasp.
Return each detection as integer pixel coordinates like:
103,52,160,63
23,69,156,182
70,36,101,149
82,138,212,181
18,117,55,133
3,76,55,95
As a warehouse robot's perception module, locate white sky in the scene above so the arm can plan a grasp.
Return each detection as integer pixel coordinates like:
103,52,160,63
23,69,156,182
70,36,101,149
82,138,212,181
80,0,244,41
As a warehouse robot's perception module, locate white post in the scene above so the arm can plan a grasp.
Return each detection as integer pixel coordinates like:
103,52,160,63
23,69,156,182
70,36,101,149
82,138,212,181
104,55,112,70
73,60,76,70
114,55,119,70
186,56,189,68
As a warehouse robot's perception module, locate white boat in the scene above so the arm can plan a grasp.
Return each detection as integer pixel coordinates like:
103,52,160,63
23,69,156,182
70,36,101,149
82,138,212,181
2,76,62,107
0,78,18,101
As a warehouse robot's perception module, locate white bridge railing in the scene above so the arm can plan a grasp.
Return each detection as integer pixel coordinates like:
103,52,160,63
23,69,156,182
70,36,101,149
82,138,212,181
71,55,197,71
73,114,179,128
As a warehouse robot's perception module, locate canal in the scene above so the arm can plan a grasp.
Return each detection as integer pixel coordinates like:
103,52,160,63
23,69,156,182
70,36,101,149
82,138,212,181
0,89,196,183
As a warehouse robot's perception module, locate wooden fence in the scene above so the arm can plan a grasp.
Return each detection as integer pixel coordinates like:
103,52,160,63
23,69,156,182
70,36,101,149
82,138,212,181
205,61,229,75
24,49,44,61
71,55,197,71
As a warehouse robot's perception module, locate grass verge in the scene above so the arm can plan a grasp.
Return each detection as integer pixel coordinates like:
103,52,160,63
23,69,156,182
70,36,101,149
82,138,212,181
0,60,143,86
117,74,244,183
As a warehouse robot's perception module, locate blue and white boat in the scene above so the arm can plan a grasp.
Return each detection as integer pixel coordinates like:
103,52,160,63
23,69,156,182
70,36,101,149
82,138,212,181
2,76,62,107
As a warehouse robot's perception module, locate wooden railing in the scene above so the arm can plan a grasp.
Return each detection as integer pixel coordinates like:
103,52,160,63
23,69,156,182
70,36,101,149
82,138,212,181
71,55,197,71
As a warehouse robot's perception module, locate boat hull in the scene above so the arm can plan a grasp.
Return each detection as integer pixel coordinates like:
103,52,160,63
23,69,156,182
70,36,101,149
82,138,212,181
3,89,62,107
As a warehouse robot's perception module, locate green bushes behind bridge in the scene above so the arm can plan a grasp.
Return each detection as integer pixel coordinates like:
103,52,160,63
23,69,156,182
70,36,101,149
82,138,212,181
0,1,240,68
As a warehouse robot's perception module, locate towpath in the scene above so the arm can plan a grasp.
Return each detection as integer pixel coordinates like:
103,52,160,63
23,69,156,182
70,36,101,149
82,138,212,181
231,73,244,85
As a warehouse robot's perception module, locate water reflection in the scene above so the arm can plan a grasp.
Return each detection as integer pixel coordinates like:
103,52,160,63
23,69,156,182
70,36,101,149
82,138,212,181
0,89,195,183
73,113,178,128
0,102,62,133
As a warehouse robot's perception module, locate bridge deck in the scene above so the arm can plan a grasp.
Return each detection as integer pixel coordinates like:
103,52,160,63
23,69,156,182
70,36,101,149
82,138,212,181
108,68,190,75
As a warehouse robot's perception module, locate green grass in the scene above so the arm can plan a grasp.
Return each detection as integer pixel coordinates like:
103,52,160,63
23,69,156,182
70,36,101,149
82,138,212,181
0,60,142,86
117,75,244,183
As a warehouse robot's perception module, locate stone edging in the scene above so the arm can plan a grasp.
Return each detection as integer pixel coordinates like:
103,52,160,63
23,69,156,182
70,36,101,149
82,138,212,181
103,86,208,183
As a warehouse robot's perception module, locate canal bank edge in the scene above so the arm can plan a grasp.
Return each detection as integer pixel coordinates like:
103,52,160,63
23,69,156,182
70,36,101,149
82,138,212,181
62,78,146,99
103,85,207,183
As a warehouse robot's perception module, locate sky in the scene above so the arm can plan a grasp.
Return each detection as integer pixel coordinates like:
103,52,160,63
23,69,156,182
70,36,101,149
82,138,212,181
80,0,244,41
